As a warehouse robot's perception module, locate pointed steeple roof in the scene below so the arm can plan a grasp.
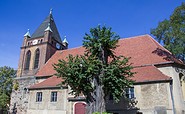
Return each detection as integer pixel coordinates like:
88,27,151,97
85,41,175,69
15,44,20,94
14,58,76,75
63,36,68,44
24,29,31,37
31,10,62,43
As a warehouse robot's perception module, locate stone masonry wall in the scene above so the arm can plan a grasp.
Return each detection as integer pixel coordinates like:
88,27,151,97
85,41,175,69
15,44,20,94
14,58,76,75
10,76,36,114
135,82,172,114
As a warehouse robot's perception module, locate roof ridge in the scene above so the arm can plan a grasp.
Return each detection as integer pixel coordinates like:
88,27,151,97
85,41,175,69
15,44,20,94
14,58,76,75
120,34,173,57
148,35,172,54
63,34,150,51
119,34,150,40
58,46,83,52
147,35,184,64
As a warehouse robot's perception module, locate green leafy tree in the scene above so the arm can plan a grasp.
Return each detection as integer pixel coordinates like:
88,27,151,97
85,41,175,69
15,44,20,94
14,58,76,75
0,66,16,111
54,25,134,113
151,2,185,62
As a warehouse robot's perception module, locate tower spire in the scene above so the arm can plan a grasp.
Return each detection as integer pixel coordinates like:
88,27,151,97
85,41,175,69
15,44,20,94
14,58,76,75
24,29,31,37
31,9,62,43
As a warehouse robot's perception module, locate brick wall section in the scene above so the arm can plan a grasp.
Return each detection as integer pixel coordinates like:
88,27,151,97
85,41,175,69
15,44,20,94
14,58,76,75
17,30,66,77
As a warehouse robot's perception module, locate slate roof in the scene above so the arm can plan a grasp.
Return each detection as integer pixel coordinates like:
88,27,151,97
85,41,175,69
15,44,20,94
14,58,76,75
31,13,62,43
30,35,182,89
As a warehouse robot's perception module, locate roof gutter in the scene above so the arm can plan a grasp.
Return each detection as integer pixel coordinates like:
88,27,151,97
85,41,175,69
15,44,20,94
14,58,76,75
134,61,185,68
28,85,68,90
35,75,53,79
134,61,174,68
134,78,172,85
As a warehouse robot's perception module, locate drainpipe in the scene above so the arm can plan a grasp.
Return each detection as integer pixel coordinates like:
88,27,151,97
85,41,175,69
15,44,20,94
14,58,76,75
170,79,176,114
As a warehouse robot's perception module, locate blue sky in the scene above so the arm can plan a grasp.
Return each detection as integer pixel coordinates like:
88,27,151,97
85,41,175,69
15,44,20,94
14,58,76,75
0,0,184,69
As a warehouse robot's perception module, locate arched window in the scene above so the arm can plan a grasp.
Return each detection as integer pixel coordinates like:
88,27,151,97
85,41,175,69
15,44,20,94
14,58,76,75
24,50,31,70
34,49,40,69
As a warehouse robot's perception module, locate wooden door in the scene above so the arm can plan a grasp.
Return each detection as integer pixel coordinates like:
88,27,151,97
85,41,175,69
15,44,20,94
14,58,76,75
74,102,86,114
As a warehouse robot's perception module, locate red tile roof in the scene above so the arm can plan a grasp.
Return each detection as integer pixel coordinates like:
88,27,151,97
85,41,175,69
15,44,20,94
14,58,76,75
132,65,171,83
32,35,181,89
29,76,62,89
36,46,85,77
115,35,181,66
30,65,171,89
36,34,182,77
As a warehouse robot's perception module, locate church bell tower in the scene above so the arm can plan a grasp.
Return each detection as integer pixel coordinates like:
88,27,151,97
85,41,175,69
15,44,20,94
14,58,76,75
17,10,68,77
10,10,68,114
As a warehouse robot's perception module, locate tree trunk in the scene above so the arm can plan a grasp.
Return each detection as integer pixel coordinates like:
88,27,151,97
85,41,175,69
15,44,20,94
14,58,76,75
0,109,3,114
95,79,105,113
86,78,105,114
86,45,107,114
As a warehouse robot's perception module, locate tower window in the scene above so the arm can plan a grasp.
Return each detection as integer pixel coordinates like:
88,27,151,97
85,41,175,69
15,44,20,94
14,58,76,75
24,50,31,70
34,49,40,69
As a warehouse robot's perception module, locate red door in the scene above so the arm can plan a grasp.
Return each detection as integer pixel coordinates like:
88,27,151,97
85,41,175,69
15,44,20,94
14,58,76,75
74,102,86,114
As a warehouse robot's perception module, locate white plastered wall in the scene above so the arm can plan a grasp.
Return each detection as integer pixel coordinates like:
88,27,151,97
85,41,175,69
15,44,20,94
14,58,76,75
158,66,185,114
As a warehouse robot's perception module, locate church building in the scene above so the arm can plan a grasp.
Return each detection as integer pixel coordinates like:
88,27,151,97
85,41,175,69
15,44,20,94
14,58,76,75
10,11,185,114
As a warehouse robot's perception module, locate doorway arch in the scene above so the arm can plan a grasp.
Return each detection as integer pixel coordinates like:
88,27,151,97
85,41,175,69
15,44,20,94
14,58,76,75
74,102,86,114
